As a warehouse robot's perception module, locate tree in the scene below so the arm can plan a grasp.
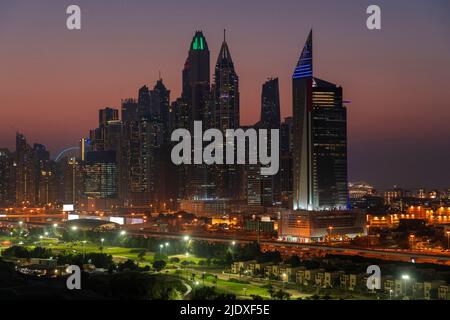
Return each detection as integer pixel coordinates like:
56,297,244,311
137,250,146,261
273,289,291,300
191,286,217,300
287,255,301,267
2,246,31,258
153,260,167,272
118,259,139,271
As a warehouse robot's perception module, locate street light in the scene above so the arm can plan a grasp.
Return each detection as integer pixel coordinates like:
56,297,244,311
183,235,190,241
389,289,393,300
409,234,415,249
328,226,334,243
282,273,287,290
71,226,78,231
402,274,410,297
120,230,126,236
53,223,58,228
231,241,236,246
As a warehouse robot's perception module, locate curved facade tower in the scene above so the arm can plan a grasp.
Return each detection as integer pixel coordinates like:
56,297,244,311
292,31,348,210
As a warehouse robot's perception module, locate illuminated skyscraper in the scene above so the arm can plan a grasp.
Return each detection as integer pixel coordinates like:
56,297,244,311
181,31,213,199
292,31,348,210
212,30,240,199
15,133,37,206
0,148,14,206
182,30,211,125
84,150,118,199
213,30,239,131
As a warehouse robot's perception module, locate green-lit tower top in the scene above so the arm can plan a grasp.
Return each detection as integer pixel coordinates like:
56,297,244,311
191,30,208,51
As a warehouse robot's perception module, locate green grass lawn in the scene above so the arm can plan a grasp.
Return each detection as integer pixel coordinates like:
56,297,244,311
1,237,317,300
0,237,156,265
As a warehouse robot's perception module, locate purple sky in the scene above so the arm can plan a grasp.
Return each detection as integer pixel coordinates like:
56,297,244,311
0,0,449,190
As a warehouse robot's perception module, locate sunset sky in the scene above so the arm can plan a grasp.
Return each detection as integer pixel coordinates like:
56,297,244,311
0,0,449,189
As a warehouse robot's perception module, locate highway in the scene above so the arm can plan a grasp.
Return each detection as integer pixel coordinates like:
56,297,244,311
124,228,450,264
3,218,450,265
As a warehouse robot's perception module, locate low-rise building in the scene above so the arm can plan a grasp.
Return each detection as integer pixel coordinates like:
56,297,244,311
438,285,450,300
248,262,271,276
279,266,304,282
424,281,445,300
231,261,253,274
340,273,361,291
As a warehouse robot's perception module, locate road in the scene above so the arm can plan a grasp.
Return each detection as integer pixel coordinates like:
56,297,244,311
4,219,450,265
125,229,450,265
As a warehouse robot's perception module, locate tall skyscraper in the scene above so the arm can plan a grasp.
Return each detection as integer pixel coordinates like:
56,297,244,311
260,78,281,129
182,30,211,125
259,78,281,206
56,157,82,207
99,107,119,127
292,31,348,210
280,117,293,207
213,30,240,131
90,107,120,152
0,148,14,206
84,150,118,200
15,133,37,206
212,30,240,199
181,31,213,199
121,98,139,123
150,78,171,142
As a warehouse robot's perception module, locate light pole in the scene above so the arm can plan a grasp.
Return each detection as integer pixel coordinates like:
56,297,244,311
409,234,415,250
184,252,189,277
389,289,393,300
282,273,287,291
328,226,334,244
402,274,410,297
82,240,87,259
71,225,78,244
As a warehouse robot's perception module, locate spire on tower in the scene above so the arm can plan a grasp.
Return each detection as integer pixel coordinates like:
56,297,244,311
293,30,313,79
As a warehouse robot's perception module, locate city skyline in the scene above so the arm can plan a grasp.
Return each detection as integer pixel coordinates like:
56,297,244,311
1,1,450,304
1,0,450,189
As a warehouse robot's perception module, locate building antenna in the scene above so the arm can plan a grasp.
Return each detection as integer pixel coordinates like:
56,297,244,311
158,70,162,80
224,29,226,42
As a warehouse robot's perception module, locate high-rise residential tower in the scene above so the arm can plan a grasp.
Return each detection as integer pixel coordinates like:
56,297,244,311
181,31,213,200
182,30,211,125
260,77,281,129
292,31,348,210
212,30,241,199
